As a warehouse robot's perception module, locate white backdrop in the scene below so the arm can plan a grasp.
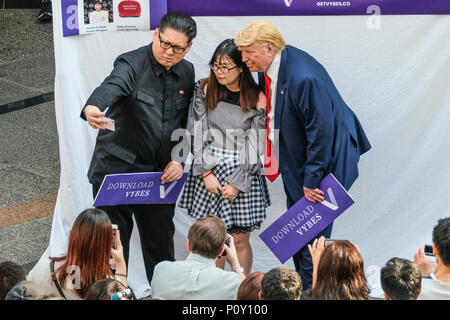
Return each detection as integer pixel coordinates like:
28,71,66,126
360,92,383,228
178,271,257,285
38,2,450,298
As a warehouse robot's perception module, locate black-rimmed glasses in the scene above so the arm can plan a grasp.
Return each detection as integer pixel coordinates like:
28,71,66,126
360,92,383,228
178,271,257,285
158,32,189,54
210,64,238,74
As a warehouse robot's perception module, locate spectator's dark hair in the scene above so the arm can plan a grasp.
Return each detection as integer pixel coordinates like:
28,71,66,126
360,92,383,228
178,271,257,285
202,39,260,112
433,217,450,266
0,261,26,300
312,240,369,300
159,11,197,43
50,208,114,299
84,279,128,300
380,257,422,300
237,272,264,300
261,267,302,300
188,215,227,259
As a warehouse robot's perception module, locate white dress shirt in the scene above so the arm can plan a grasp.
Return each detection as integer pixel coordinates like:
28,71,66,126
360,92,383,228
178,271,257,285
151,253,243,300
265,53,281,144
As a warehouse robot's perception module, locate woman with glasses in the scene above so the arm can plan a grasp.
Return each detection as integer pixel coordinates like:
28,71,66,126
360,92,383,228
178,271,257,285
179,39,271,275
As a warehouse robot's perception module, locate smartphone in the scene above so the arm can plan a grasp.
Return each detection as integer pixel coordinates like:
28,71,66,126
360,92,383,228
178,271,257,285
112,224,118,250
424,244,434,256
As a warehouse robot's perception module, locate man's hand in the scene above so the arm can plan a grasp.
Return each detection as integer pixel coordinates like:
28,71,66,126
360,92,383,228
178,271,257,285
222,183,239,200
85,105,107,130
413,245,437,277
303,186,325,203
161,161,184,183
224,234,245,280
203,173,223,195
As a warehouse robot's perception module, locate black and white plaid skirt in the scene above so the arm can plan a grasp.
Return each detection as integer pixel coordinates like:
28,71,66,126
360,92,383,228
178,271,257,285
178,147,271,231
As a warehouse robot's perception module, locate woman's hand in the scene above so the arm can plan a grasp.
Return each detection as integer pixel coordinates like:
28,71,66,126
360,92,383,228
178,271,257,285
111,231,126,271
307,236,326,288
222,183,239,200
111,230,128,286
203,172,223,195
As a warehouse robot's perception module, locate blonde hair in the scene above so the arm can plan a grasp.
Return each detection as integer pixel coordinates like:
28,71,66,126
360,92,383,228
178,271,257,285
235,20,285,53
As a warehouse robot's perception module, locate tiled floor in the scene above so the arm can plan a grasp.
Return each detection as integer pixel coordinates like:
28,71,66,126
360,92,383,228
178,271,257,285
0,9,57,273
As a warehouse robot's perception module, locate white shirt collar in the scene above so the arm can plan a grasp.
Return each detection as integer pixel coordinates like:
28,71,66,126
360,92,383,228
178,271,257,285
266,52,281,82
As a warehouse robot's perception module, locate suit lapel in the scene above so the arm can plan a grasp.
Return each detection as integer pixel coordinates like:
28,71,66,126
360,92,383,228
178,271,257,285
274,47,288,132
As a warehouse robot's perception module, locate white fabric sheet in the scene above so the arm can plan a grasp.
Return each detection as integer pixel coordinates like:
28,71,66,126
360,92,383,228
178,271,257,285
37,2,450,298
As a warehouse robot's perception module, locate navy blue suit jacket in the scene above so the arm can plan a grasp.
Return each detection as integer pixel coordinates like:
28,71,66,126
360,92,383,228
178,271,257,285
260,45,371,205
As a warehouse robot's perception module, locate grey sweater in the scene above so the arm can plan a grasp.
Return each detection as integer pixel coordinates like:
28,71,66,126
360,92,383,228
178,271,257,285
188,83,266,192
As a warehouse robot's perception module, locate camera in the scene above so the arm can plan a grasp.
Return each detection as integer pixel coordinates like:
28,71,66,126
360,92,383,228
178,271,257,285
220,235,231,257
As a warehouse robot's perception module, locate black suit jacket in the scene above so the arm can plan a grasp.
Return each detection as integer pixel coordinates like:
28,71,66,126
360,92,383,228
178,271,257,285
81,43,195,186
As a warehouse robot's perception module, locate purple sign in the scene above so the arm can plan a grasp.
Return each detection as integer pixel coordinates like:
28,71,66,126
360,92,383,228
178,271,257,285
259,173,354,264
93,172,189,206
169,0,450,16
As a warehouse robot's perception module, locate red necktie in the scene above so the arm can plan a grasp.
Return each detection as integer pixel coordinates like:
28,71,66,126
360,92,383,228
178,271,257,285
264,73,279,182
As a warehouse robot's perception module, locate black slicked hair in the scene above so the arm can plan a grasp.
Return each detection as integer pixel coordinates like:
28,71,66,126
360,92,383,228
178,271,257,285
159,11,197,43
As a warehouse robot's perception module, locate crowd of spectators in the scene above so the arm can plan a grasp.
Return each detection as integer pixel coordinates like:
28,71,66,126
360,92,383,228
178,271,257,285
1,210,449,300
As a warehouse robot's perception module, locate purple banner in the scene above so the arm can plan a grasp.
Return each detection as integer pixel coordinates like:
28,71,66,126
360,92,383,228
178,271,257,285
259,174,354,264
169,0,450,16
93,172,189,206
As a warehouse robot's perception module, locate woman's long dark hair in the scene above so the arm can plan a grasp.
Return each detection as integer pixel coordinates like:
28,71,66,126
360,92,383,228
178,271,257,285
311,240,370,300
202,39,260,112
50,208,114,299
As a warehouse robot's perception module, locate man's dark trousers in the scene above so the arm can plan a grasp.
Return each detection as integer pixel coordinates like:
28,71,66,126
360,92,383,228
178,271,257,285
93,185,176,285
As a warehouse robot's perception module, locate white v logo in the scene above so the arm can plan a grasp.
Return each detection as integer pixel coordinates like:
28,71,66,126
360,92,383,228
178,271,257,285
284,0,293,7
160,181,178,199
321,187,339,211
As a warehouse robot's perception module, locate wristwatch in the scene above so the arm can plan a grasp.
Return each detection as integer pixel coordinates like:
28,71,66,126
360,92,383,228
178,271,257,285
233,267,244,273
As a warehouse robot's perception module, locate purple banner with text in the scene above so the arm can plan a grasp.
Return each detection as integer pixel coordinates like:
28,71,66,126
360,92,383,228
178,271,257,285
168,0,450,16
259,174,354,264
93,172,189,206
61,1,450,37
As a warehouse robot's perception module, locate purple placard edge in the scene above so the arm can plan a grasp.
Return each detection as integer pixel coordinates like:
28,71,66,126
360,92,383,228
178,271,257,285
258,173,354,264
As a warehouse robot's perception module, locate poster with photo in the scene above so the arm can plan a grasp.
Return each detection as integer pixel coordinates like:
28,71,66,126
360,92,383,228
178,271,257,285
61,0,165,36
78,0,149,34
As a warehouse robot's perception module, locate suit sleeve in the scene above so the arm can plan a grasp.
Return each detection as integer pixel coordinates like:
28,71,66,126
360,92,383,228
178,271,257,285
80,56,136,120
297,78,334,189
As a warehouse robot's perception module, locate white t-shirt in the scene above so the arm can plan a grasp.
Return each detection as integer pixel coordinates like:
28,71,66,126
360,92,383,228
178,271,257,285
89,10,109,25
418,273,450,300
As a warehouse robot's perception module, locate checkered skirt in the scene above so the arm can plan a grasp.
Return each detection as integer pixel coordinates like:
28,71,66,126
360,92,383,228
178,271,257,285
178,147,271,229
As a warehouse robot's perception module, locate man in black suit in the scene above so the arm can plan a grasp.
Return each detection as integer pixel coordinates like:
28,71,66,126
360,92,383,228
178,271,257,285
80,11,197,284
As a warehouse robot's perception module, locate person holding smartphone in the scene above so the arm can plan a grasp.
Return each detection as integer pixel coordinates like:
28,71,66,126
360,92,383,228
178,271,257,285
27,208,127,299
151,215,245,300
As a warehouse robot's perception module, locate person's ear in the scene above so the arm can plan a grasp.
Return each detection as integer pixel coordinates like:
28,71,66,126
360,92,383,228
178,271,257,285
153,28,159,43
187,239,191,253
432,243,439,257
183,41,193,55
266,43,275,57
217,245,225,258
258,291,263,300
